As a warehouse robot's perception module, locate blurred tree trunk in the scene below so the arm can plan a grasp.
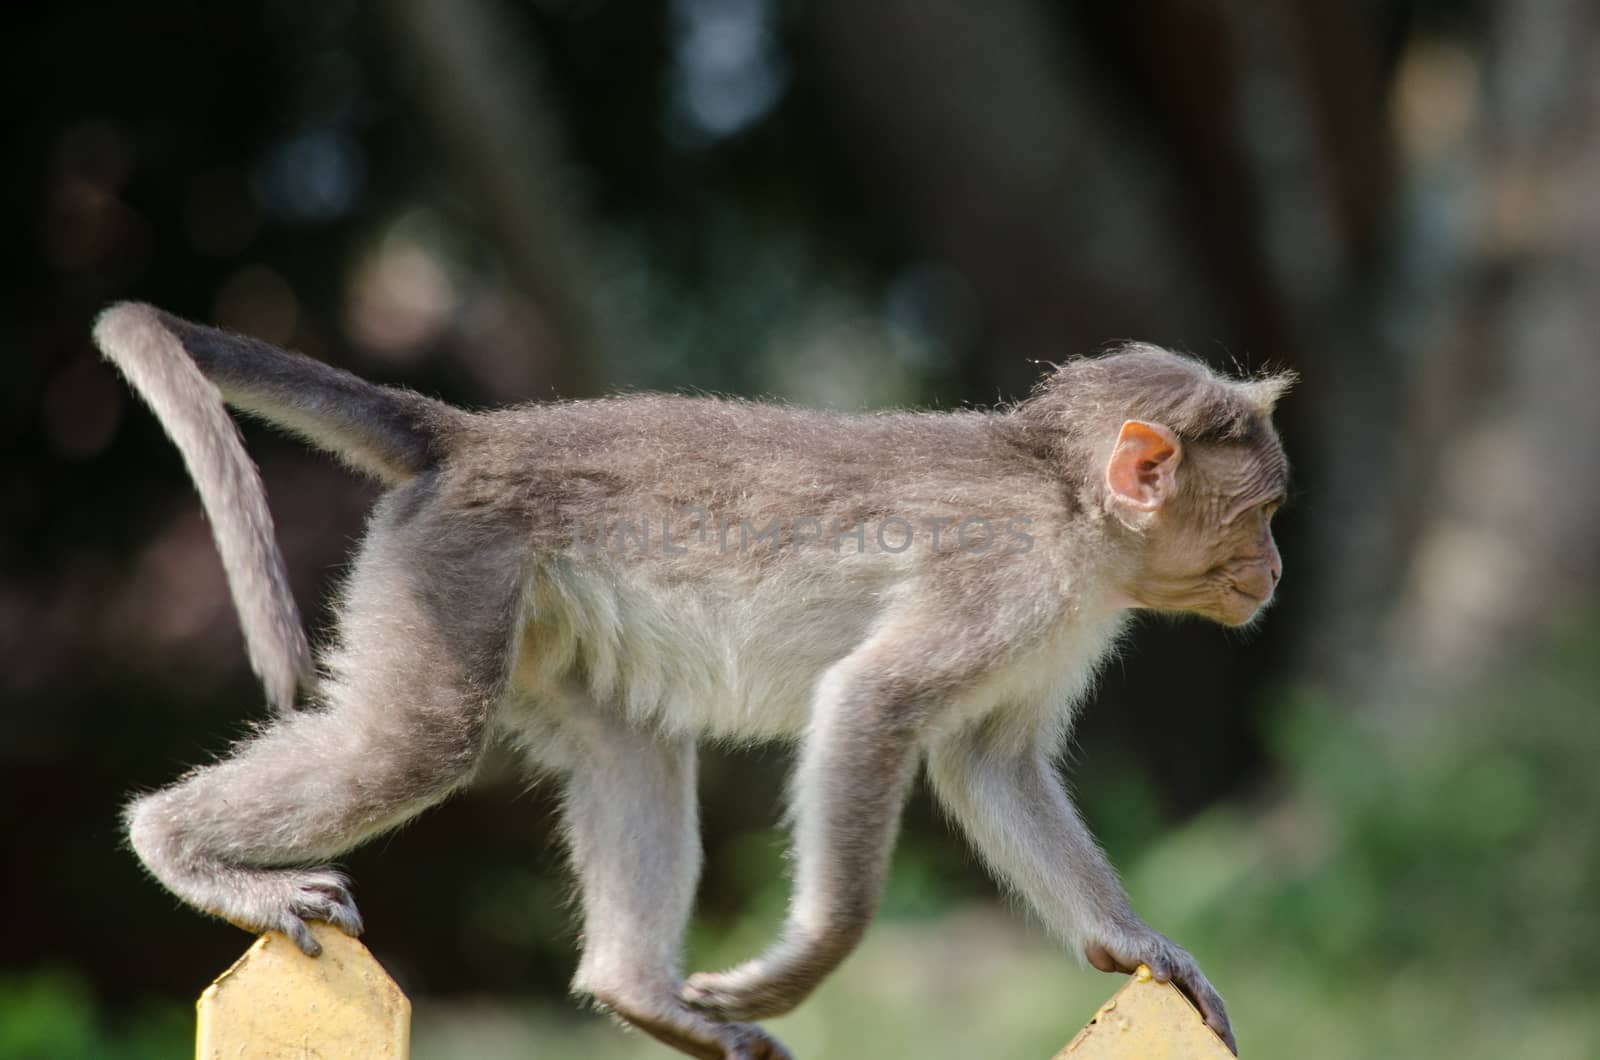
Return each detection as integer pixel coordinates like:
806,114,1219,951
1112,1,1411,696
800,0,1237,393
372,0,610,398
1367,0,1600,702
1196,1,1414,690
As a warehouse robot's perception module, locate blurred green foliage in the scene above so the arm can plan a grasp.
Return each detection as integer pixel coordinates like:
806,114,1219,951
1136,624,1600,1059
0,972,185,1060
9,624,1592,1059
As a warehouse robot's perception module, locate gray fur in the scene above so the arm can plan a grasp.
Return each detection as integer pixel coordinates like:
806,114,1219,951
154,310,465,484
106,305,1287,1057
94,305,313,711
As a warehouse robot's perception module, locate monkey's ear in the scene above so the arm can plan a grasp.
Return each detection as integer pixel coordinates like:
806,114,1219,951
1105,420,1182,519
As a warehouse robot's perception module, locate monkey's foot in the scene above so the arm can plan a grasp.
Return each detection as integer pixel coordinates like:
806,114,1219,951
227,867,365,958
681,955,821,1023
587,983,792,1060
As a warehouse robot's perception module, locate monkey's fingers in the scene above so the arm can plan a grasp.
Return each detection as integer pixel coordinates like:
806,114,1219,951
1166,969,1237,1056
1084,942,1130,975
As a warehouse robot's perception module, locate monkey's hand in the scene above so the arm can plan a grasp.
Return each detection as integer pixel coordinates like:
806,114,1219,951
1084,924,1236,1055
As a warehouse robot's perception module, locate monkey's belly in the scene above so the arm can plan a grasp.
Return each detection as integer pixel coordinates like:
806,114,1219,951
508,560,879,740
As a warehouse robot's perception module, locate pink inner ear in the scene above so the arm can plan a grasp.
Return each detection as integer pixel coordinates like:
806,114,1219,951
1106,421,1181,511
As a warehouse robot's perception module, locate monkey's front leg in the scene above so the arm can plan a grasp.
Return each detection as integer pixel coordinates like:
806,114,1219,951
683,665,925,1022
926,730,1237,1054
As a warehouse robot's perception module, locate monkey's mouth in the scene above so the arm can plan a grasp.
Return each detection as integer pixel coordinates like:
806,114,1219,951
1219,585,1271,625
1223,567,1275,606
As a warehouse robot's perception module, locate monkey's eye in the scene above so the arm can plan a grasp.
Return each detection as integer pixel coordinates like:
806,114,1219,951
1262,497,1284,520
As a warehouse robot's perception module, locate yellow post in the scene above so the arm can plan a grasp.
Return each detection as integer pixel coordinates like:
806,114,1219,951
1055,965,1235,1059
196,923,411,1059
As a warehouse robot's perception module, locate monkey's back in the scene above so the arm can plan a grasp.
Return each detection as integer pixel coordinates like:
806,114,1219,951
443,394,1092,740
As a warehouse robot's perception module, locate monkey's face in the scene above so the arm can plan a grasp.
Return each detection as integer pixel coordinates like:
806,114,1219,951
1107,424,1287,627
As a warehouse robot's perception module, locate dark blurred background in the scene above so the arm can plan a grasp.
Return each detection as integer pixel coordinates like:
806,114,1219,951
4,1,1599,1057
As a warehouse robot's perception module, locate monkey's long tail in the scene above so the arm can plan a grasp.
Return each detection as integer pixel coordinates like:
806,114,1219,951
93,303,465,712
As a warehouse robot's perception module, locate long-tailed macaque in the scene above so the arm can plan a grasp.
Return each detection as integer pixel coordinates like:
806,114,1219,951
98,303,1289,1058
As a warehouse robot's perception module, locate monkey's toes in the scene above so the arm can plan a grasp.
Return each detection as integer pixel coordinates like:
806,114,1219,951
281,869,364,955
682,968,798,1023
709,1021,794,1060
681,971,745,1019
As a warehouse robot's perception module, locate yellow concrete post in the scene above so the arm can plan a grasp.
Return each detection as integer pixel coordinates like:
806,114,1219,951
1055,965,1235,1059
196,923,411,1059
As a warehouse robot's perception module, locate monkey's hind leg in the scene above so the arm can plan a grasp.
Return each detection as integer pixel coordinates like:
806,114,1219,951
125,495,524,955
538,701,791,1060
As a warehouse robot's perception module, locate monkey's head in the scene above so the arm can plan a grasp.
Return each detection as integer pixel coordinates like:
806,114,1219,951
1021,346,1293,627
1103,416,1287,626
